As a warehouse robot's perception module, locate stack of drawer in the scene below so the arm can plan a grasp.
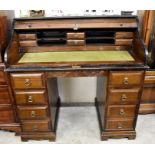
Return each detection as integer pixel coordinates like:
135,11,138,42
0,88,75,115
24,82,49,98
0,65,15,124
67,32,85,46
10,72,53,141
103,71,144,140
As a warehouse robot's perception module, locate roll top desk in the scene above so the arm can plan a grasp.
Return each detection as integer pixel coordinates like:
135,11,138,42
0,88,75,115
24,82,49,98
4,16,148,141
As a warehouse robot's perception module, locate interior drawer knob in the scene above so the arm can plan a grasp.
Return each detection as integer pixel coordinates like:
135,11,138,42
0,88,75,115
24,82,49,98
121,94,127,101
117,123,123,129
119,109,125,115
25,79,31,87
28,95,33,103
123,77,129,85
32,125,38,131
31,110,36,117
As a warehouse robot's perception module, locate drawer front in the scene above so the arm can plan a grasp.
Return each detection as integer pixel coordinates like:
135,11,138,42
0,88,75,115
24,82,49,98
115,32,134,39
144,75,155,84
67,32,85,39
0,70,7,85
109,71,143,87
0,87,11,104
105,118,134,130
107,88,140,103
115,39,133,46
15,90,47,105
21,120,50,132
107,105,136,118
10,73,45,89
18,34,36,40
0,108,15,123
19,40,37,47
141,87,155,102
17,106,48,119
67,40,85,46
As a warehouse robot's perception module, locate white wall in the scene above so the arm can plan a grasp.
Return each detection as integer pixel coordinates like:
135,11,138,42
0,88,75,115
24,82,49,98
58,77,97,103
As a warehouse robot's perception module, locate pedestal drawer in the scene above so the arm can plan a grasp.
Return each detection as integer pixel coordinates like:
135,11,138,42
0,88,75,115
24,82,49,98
105,118,134,131
10,73,45,89
17,106,48,119
15,90,47,105
107,88,140,104
107,105,136,118
21,120,50,132
109,71,143,87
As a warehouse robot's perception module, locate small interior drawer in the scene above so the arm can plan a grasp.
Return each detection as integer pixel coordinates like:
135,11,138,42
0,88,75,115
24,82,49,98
17,106,48,119
67,40,85,46
67,32,85,39
19,40,37,47
10,73,45,89
105,118,134,130
21,120,50,132
14,90,47,105
18,34,36,40
107,105,136,118
115,32,134,39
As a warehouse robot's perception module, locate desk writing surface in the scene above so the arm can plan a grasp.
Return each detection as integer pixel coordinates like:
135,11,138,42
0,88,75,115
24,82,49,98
18,50,134,63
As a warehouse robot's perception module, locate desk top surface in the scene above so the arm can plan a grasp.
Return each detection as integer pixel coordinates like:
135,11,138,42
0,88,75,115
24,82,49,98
18,50,134,64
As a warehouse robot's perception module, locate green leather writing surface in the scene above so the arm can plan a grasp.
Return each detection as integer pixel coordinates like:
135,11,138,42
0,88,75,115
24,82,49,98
18,51,134,63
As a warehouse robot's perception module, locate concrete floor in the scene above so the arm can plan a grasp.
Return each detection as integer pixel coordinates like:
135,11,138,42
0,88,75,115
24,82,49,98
0,106,155,144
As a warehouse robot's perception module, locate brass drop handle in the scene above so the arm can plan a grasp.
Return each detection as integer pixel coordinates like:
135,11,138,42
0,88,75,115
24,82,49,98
119,108,125,115
117,123,123,129
123,77,129,85
32,125,38,131
28,95,33,103
31,110,36,118
121,94,127,102
25,79,31,87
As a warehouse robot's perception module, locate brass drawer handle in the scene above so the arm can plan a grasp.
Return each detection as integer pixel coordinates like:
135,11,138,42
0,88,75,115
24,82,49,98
32,125,38,131
25,79,31,87
121,94,127,101
119,109,125,115
117,123,123,129
123,77,129,85
28,95,33,103
31,110,36,117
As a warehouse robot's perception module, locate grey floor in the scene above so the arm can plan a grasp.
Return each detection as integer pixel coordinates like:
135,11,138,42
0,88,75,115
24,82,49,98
0,106,155,144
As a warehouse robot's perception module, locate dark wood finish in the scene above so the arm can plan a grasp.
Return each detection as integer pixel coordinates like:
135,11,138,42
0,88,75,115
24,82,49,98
19,40,37,47
107,88,140,104
18,34,36,40
17,106,48,119
67,32,85,39
115,32,134,39
0,12,21,134
10,73,45,89
105,118,134,130
21,120,50,132
139,70,155,114
107,105,136,118
4,16,147,141
14,90,47,105
109,71,143,87
67,40,85,46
